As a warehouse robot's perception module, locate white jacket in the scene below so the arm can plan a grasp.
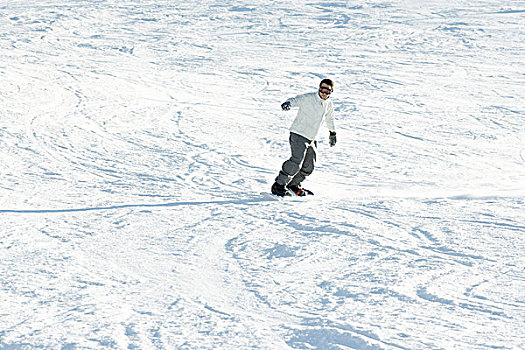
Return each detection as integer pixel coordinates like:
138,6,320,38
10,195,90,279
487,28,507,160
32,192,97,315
286,92,335,141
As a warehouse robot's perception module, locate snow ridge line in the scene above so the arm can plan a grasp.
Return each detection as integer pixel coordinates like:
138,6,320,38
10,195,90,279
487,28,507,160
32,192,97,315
2,189,523,214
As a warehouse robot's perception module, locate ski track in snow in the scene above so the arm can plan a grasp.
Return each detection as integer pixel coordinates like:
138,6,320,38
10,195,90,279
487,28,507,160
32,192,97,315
1,0,524,349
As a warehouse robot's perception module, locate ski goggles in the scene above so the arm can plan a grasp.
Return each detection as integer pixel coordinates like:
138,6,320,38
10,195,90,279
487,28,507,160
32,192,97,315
319,87,332,95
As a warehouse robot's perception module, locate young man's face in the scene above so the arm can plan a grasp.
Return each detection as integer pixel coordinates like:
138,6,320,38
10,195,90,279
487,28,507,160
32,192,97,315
319,84,332,100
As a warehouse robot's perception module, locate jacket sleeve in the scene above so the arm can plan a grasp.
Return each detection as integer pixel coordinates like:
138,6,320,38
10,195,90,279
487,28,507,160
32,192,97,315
325,102,336,132
325,103,335,132
287,93,308,108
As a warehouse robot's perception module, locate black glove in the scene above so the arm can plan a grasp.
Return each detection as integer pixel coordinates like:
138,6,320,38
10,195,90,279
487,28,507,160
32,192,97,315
329,131,337,147
281,101,291,111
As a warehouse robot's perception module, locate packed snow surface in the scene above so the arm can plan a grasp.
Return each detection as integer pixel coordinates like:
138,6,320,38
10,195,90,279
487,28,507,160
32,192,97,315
1,0,524,349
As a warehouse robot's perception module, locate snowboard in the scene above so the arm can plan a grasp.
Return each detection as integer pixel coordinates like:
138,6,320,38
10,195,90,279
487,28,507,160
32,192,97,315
260,191,313,201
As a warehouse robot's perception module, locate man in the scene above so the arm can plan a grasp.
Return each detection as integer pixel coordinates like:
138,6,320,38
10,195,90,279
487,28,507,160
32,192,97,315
271,78,337,197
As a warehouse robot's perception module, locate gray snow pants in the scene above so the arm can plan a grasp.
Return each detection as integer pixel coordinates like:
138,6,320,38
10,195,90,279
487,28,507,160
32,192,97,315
275,132,317,187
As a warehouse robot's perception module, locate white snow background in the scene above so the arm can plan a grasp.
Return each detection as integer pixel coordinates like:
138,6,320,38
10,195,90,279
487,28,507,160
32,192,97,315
1,0,524,349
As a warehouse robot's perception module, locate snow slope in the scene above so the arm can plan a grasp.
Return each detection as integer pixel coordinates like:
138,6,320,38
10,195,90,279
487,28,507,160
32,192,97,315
1,0,524,349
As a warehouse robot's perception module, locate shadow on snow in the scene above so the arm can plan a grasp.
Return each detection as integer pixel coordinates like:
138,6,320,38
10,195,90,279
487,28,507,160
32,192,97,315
0,197,274,214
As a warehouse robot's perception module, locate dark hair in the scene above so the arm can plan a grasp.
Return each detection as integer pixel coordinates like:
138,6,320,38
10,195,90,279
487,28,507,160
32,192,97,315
320,78,334,92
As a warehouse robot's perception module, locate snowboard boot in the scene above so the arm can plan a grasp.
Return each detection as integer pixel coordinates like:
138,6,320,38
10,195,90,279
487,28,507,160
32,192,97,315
271,182,291,197
287,185,314,196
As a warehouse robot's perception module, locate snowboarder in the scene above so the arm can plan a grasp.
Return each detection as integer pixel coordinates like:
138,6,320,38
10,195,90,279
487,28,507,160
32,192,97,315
271,78,337,197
